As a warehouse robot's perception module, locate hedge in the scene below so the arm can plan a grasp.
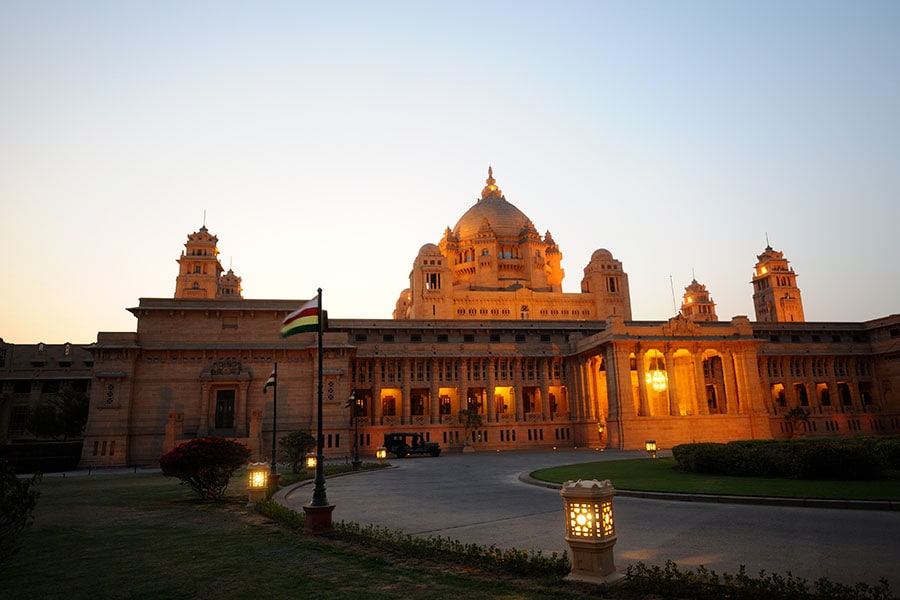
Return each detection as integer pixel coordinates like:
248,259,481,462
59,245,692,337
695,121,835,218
671,436,900,480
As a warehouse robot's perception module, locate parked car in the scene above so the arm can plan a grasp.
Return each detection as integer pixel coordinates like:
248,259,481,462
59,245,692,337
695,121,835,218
383,432,441,458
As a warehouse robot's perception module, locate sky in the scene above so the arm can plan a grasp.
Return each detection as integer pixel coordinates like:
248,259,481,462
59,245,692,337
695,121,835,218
1,1,899,344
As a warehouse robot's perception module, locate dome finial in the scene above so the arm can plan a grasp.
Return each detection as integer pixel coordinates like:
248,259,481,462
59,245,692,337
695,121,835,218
481,166,502,199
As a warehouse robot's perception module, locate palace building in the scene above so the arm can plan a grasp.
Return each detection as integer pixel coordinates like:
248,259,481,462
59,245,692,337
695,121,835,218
77,169,900,467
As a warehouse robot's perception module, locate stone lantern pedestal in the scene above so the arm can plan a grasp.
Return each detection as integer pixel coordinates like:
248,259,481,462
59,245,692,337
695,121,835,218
560,479,625,585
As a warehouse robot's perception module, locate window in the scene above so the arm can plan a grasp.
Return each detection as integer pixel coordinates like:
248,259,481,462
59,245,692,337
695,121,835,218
437,334,448,343
410,334,422,342
463,334,475,343
425,273,441,290
515,334,526,342
8,406,29,436
215,390,235,429
489,334,500,342
382,334,395,342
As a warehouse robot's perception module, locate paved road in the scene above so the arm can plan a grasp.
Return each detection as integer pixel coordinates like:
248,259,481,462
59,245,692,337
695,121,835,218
279,448,900,590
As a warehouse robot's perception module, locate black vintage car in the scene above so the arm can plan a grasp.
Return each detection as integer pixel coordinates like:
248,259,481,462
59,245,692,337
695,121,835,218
383,432,441,458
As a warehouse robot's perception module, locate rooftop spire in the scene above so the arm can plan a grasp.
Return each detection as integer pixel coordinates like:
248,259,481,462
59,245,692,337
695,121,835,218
481,165,502,200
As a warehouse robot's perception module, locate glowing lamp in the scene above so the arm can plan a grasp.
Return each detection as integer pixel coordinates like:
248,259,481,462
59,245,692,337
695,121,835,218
305,453,318,473
247,463,269,505
644,355,668,392
645,440,658,458
560,479,623,585
375,446,387,462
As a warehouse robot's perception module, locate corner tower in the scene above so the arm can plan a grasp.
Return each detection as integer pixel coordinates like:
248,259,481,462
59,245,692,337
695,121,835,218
580,249,632,320
751,244,805,322
174,225,242,300
681,278,717,322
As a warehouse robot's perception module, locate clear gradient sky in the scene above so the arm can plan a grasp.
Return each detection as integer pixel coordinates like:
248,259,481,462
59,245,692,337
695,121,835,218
1,1,898,344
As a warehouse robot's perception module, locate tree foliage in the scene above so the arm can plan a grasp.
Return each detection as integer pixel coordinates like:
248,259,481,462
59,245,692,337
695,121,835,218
158,437,251,500
27,383,89,440
0,460,41,565
279,431,316,473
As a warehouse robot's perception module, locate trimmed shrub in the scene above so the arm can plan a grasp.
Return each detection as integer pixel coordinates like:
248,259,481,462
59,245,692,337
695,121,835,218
159,437,251,500
1,460,41,564
279,431,316,474
789,439,881,480
674,436,900,480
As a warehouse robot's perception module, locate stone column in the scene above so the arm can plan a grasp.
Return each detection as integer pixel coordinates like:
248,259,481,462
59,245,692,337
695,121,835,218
199,382,211,436
487,357,497,420
430,357,440,424
238,380,250,437
721,349,739,414
402,358,411,425
373,358,383,425
539,359,551,420
635,349,650,417
692,349,709,415
664,349,679,416
511,357,525,422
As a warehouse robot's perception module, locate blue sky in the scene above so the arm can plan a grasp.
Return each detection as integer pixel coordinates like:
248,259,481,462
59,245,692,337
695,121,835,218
1,1,898,343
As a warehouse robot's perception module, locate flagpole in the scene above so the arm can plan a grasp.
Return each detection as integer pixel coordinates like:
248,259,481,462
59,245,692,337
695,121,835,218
311,287,329,507
270,362,278,475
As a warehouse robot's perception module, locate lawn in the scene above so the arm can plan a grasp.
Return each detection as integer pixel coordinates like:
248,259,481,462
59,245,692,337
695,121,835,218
0,472,613,600
531,457,900,501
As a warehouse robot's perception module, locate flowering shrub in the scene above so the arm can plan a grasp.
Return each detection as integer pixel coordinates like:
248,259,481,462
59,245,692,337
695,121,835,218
158,437,251,500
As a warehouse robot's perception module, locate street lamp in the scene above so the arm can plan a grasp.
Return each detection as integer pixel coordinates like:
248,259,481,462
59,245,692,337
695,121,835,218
645,440,657,458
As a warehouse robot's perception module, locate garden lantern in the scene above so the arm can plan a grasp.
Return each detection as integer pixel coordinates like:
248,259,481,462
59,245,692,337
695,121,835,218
247,463,269,505
560,479,623,585
305,452,318,473
375,446,387,463
645,439,657,458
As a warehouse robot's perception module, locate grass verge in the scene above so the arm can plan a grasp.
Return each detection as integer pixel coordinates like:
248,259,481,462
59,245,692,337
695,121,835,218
531,458,900,500
0,472,613,600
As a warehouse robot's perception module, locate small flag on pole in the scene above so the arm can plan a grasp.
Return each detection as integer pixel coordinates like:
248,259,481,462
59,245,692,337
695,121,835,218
263,369,276,393
280,297,319,338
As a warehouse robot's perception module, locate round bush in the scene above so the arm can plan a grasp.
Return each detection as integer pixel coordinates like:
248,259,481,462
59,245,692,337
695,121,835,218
159,437,251,500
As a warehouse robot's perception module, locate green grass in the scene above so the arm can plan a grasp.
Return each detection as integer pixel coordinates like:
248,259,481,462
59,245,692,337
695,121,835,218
531,458,900,501
0,472,613,600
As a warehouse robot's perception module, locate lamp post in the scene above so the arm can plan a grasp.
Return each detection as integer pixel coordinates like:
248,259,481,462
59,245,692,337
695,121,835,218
349,390,361,470
645,439,658,458
560,479,624,585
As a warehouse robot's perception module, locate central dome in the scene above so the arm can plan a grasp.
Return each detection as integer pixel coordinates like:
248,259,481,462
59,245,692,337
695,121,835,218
451,167,532,240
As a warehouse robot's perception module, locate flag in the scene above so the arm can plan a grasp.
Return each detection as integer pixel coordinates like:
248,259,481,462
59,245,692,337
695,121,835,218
280,297,319,338
263,369,276,393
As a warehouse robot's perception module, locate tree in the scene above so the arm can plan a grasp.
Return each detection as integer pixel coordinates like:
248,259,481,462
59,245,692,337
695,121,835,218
27,383,89,440
158,437,251,500
460,409,483,445
279,431,316,473
0,460,41,565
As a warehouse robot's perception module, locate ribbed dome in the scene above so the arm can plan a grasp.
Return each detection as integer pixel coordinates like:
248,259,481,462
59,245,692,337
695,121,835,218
452,196,531,240
451,168,531,240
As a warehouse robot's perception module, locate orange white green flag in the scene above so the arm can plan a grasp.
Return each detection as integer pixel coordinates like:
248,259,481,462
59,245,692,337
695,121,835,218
263,369,276,393
280,297,319,338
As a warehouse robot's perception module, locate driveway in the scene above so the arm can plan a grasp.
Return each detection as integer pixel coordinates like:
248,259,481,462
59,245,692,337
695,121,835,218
279,448,900,589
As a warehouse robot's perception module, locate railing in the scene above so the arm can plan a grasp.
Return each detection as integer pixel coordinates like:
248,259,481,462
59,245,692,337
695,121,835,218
382,416,400,427
411,415,428,426
526,412,543,422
